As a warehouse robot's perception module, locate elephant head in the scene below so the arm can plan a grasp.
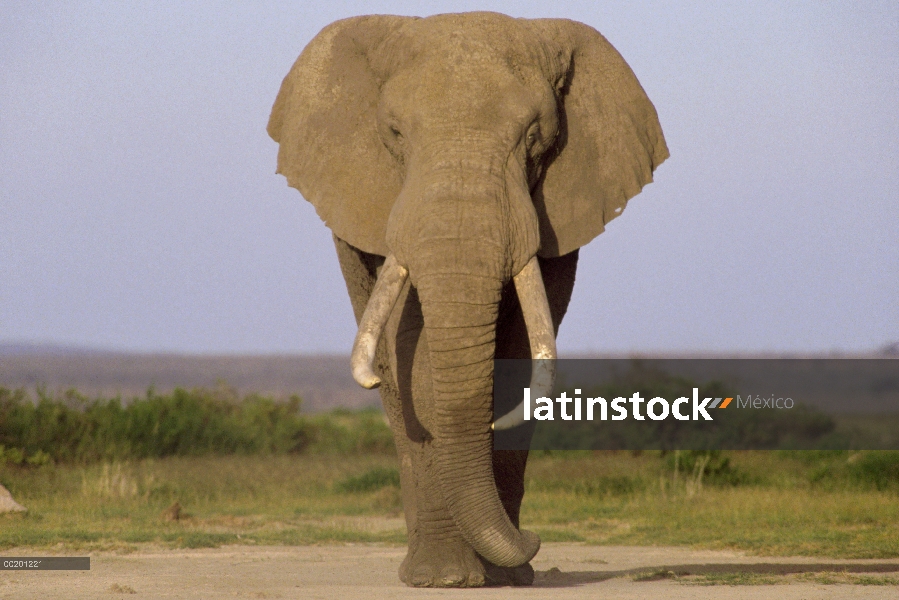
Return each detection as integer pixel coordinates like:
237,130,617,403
268,12,667,568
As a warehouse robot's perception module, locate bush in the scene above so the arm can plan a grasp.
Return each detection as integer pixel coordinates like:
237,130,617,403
0,387,318,463
305,409,395,454
847,451,899,491
662,450,748,486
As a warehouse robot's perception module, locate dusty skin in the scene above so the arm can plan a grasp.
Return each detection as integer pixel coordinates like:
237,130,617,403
3,544,897,599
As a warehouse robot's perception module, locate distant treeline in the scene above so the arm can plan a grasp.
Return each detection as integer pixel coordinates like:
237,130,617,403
0,353,380,412
0,387,393,464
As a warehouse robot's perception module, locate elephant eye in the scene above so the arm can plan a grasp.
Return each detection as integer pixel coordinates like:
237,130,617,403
525,123,540,150
389,125,402,139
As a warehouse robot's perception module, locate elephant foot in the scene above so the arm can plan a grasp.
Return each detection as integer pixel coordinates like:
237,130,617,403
483,560,535,586
399,537,486,587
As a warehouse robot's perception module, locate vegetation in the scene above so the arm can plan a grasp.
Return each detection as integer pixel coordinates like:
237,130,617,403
631,570,899,586
0,387,391,463
1,387,898,559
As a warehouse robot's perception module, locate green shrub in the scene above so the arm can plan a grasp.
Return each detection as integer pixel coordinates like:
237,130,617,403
848,451,899,491
0,387,398,464
305,409,394,454
0,445,48,466
529,474,643,496
662,450,749,485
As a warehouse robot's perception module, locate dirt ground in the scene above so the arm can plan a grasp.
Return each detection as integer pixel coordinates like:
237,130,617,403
2,544,898,599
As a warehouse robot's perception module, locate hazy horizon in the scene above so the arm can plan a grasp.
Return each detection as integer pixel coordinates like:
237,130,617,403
2,340,895,359
2,2,896,355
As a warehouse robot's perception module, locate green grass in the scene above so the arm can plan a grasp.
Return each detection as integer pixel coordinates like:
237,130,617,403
523,450,899,558
664,571,899,586
2,448,898,558
632,569,781,585
629,570,899,586
797,572,899,585
0,453,406,550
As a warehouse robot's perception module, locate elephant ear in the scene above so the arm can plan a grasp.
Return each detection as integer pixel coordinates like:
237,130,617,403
531,19,669,257
268,16,415,256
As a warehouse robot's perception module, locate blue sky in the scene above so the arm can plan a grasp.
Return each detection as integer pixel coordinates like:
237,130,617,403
1,1,896,354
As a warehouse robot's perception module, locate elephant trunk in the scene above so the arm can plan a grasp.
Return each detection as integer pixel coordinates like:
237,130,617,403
415,270,540,567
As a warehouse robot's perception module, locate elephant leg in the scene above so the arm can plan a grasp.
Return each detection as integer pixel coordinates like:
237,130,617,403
334,237,486,587
333,237,415,530
334,238,579,587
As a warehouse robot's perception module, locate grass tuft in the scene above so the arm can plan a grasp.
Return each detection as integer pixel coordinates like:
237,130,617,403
633,569,678,582
685,572,780,586
335,467,400,493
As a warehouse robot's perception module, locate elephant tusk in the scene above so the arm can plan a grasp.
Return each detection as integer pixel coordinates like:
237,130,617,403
493,256,557,431
350,254,408,389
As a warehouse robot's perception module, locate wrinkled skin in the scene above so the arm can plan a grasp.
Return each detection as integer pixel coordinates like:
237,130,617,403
268,12,667,587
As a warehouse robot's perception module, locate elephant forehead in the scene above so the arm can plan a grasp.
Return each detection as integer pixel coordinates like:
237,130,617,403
412,12,522,39
405,13,538,70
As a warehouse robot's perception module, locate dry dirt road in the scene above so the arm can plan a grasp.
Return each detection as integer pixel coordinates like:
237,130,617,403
2,544,898,599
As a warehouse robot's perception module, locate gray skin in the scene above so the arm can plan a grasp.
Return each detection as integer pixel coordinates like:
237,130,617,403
268,12,667,587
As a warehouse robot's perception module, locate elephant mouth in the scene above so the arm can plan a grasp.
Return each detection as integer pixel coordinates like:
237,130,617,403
349,252,556,429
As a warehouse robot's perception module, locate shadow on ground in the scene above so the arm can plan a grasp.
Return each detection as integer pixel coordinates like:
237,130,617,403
534,562,899,587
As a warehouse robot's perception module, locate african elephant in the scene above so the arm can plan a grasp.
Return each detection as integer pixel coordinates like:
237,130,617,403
268,12,667,587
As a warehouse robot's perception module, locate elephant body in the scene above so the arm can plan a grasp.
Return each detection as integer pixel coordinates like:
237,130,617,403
269,12,667,587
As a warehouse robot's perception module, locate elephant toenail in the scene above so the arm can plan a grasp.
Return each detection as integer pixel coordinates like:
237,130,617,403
410,571,434,587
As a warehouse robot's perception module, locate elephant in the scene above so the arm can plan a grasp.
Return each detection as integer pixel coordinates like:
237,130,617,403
267,12,667,587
